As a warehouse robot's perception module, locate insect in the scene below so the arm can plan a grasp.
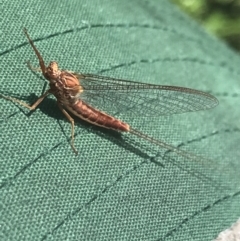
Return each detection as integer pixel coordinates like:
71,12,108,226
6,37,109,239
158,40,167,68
0,28,218,159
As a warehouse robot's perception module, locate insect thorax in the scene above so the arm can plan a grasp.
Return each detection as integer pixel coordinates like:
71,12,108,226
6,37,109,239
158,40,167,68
49,72,82,105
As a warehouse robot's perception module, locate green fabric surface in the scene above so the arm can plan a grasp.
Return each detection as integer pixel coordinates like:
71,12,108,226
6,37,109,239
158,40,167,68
1,0,240,240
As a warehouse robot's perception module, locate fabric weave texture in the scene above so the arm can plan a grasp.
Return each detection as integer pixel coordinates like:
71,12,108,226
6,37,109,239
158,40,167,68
0,0,240,240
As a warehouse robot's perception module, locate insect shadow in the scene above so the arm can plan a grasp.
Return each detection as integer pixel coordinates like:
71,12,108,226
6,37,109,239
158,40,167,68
5,92,165,165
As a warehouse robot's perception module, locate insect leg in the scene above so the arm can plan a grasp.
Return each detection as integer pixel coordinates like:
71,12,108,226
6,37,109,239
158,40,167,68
0,90,50,110
57,103,78,155
27,61,42,72
23,28,46,74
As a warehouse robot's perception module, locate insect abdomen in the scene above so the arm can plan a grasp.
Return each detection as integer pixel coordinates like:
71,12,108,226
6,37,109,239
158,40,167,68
65,100,130,132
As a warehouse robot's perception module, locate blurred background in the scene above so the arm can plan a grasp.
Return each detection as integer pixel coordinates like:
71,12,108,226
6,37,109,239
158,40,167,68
171,0,240,53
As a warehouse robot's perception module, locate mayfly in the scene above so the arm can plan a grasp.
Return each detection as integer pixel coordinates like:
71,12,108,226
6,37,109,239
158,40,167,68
0,28,218,160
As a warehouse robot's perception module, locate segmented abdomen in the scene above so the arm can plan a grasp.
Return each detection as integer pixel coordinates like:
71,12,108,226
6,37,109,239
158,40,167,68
65,100,130,132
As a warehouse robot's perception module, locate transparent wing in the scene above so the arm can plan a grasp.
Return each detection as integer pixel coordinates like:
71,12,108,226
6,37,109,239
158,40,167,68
74,73,218,117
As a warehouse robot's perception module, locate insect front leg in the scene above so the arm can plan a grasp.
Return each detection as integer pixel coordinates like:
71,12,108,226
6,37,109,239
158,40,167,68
57,103,78,155
0,90,50,111
23,28,46,74
27,61,42,73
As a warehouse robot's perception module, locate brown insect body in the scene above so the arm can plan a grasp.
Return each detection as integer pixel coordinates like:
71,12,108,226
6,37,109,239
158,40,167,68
66,101,130,131
45,61,130,132
0,28,218,158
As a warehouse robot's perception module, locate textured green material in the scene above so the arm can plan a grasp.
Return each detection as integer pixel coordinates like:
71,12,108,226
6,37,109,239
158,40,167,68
1,0,240,240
